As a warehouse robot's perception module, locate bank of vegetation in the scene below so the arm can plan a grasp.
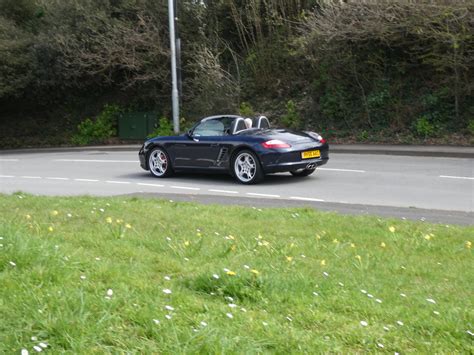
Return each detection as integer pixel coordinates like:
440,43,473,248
0,0,473,147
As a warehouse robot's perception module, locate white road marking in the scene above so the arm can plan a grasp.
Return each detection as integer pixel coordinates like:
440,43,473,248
75,178,99,182
0,159,19,162
21,176,41,179
246,192,280,198
209,189,239,194
440,175,474,181
106,180,131,184
290,196,325,202
170,185,200,191
137,183,165,187
319,168,366,173
46,177,70,181
54,159,136,163
0,175,15,178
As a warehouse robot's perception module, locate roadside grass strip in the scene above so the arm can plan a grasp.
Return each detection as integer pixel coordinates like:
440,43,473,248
0,193,472,353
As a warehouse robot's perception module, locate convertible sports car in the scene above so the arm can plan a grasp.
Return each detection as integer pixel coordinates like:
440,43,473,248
139,115,329,184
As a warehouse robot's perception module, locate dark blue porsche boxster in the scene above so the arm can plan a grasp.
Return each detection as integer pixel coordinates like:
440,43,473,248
139,115,329,184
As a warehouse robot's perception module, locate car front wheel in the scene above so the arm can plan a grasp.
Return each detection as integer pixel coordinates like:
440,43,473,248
232,150,264,184
148,147,173,178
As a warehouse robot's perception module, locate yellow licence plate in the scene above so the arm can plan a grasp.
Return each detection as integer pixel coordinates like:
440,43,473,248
301,150,320,159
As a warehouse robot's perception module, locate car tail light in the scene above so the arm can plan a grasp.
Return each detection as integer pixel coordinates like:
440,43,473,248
261,139,291,149
320,138,327,144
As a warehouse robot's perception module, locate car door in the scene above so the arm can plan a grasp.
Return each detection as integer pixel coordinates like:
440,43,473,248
173,119,225,169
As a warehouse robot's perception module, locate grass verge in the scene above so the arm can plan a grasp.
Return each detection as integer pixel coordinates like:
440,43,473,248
0,193,472,353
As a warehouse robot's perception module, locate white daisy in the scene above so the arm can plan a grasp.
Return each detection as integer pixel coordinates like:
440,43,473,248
228,303,237,308
165,314,172,320
106,289,113,297
396,320,404,326
164,276,171,281
212,274,220,279
162,289,172,294
426,298,436,304
200,321,207,327
360,321,368,327
226,313,233,319
165,305,174,311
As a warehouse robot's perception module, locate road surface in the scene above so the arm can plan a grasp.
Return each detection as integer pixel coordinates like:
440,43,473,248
1,149,472,224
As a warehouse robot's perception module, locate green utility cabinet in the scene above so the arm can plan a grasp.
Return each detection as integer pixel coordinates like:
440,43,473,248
118,112,158,140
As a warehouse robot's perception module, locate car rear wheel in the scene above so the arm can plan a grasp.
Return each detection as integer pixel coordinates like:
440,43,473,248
233,150,264,184
290,167,316,177
148,147,173,178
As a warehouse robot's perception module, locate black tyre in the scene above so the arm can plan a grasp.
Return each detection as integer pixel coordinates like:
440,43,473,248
232,150,264,184
148,147,173,178
290,167,316,177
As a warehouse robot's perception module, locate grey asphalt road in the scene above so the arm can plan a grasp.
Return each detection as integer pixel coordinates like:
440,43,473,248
0,149,473,224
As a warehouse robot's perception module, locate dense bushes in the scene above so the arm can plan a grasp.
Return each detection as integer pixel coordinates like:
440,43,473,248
0,0,472,146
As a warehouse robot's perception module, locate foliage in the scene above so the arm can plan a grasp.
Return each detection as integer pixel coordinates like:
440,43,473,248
413,116,436,138
238,102,254,117
280,100,302,129
468,120,474,136
71,104,121,145
0,194,473,352
0,0,473,144
147,116,174,138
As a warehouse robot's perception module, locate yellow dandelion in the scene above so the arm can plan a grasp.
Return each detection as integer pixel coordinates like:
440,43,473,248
316,234,321,240
125,223,132,229
25,214,31,220
106,217,112,224
231,244,237,252
380,242,386,248
389,226,396,233
286,256,293,262
355,255,362,261
466,241,472,249
51,210,59,216
197,232,202,237
116,219,123,224
258,234,263,240
250,269,259,275
332,239,339,244
226,270,236,276
48,226,54,232
320,259,326,266
228,235,235,240
184,241,190,247
350,243,356,248
424,234,431,241
290,243,295,248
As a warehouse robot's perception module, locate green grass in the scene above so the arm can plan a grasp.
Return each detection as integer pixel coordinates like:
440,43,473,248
0,193,473,353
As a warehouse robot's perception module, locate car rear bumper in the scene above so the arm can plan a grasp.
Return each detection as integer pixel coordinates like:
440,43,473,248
263,157,328,173
260,143,329,173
